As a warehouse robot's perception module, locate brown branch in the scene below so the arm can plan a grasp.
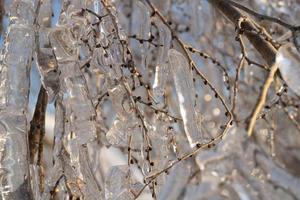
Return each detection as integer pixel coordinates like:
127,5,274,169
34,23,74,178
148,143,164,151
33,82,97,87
29,87,47,163
232,19,246,119
145,0,232,118
209,0,279,136
186,45,231,91
209,0,277,66
28,86,48,191
246,63,279,136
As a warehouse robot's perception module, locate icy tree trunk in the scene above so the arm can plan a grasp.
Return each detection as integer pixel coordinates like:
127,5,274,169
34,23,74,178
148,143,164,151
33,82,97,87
0,0,36,199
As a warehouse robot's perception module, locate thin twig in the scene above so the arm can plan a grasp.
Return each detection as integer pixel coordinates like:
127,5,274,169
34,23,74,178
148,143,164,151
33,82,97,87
209,0,277,66
209,0,279,137
186,45,231,91
247,63,278,136
232,17,247,119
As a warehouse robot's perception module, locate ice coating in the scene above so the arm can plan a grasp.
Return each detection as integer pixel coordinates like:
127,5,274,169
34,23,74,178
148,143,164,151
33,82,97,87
35,0,59,102
168,49,201,147
43,1,101,198
0,0,35,198
135,1,151,80
152,18,172,103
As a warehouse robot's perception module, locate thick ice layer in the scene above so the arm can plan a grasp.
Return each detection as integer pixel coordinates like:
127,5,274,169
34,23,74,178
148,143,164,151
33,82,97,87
0,25,34,112
276,43,300,96
36,46,59,102
168,49,201,147
0,115,31,198
51,28,97,144
0,0,35,198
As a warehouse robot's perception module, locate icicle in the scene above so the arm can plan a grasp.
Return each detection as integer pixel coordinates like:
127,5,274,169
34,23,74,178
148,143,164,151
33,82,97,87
136,2,150,43
0,0,36,198
50,26,97,144
77,145,102,199
108,41,124,66
135,1,151,79
36,46,59,102
37,0,52,27
42,96,65,199
152,18,172,103
45,2,102,198
276,43,300,96
62,69,97,145
35,0,59,102
168,49,201,147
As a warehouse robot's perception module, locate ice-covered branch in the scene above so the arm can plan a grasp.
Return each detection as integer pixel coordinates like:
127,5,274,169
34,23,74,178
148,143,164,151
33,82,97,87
0,0,37,198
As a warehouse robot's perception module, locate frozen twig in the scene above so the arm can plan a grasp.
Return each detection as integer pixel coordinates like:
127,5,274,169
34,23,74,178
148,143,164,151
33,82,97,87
246,62,278,136
232,17,247,119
